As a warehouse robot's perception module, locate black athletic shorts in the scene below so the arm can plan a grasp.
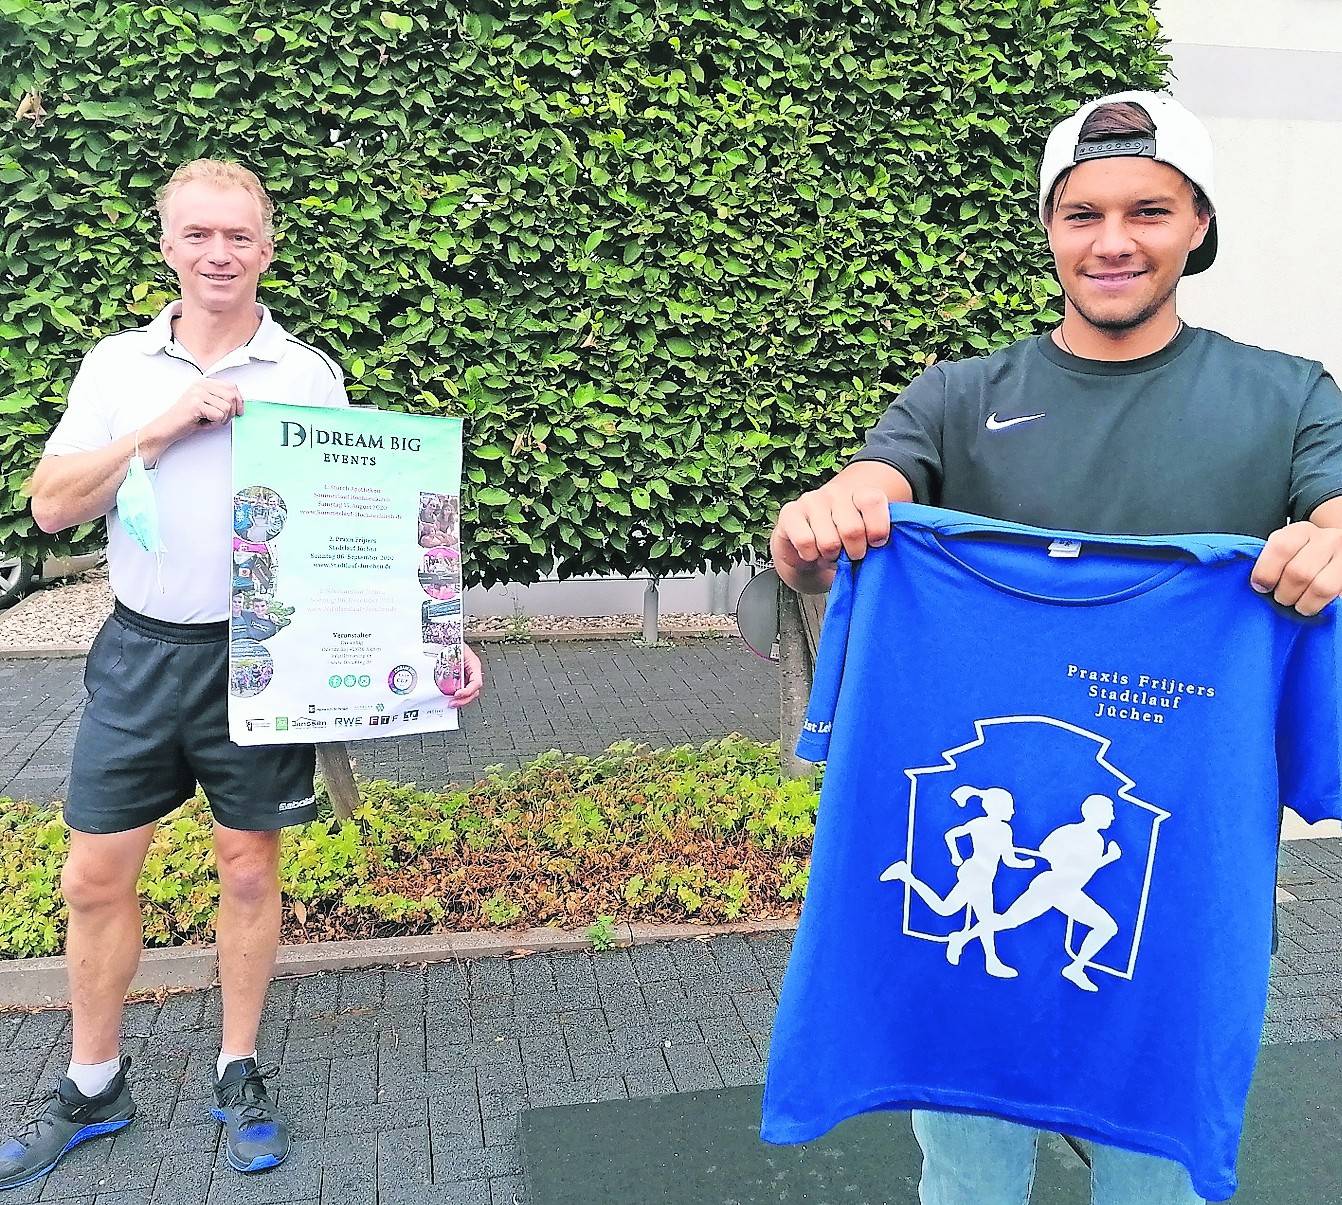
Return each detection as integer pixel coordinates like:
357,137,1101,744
64,602,318,835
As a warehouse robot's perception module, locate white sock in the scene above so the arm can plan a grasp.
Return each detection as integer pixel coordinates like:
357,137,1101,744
67,1057,121,1098
217,1050,256,1080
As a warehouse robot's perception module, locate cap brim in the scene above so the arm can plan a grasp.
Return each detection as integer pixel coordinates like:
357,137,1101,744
1184,215,1217,276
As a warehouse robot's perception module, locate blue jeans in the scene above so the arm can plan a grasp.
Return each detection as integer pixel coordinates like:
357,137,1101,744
912,1111,1206,1205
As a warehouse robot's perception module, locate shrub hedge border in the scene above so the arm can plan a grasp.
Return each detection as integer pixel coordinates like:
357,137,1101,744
1,0,1166,584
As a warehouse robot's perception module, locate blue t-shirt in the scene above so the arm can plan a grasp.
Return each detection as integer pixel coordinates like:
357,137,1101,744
761,504,1342,1201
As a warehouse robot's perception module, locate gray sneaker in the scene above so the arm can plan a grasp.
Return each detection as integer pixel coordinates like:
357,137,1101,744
212,1058,290,1173
0,1057,136,1192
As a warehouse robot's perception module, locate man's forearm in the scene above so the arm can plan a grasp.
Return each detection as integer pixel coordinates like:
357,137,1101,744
1309,496,1342,530
30,427,174,534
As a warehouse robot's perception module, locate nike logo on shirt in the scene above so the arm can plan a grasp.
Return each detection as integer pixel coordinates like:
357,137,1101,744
986,411,1046,431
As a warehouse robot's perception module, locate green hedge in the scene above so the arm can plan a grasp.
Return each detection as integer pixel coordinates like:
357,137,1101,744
0,0,1166,585
0,738,820,958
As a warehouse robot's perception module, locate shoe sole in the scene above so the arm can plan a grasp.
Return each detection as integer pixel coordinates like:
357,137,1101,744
209,1109,288,1174
0,1117,134,1192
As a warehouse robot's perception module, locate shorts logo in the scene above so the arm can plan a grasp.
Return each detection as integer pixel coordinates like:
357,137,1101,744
275,717,289,731
278,794,316,812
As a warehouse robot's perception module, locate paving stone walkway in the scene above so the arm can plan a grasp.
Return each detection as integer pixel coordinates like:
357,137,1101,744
0,639,777,803
0,932,789,1205
2,837,1342,1205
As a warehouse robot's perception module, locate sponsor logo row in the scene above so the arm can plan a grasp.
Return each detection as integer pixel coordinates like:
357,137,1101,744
245,708,425,733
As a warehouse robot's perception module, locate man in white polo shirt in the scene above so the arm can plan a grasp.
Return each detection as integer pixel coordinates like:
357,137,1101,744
1,159,483,1192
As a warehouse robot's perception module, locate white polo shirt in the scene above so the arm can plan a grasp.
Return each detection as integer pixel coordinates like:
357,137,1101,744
44,302,349,623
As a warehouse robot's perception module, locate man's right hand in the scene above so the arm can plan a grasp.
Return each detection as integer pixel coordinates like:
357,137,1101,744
143,381,245,455
770,462,911,593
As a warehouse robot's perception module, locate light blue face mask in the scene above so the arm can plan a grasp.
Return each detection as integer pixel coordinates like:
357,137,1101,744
115,433,165,587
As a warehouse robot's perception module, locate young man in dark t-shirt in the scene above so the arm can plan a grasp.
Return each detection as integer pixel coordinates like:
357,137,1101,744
770,91,1342,1205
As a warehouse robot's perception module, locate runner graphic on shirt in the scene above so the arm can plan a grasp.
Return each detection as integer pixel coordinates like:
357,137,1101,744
895,716,1171,989
880,785,1036,979
948,793,1122,992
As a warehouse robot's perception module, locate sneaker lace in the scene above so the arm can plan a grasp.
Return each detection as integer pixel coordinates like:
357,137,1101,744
14,1092,59,1145
218,1064,279,1128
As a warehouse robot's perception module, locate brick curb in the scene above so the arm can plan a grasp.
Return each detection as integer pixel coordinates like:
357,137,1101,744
0,917,799,1008
0,645,91,660
467,623,737,645
0,944,218,1008
0,624,740,659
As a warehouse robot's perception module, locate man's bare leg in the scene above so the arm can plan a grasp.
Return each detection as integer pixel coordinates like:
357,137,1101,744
62,824,159,1063
0,827,151,1189
211,824,293,1174
213,824,282,1056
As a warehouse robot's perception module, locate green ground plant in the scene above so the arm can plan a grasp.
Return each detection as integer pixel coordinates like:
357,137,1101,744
482,890,525,926
0,737,819,958
586,915,619,952
501,602,534,644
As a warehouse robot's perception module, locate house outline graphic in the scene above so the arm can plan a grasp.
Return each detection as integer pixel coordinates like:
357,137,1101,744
901,715,1172,982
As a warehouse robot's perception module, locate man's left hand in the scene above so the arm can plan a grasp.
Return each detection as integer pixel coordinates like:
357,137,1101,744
452,644,484,708
1250,522,1342,615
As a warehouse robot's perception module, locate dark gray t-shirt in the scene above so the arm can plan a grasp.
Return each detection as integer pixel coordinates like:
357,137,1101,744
855,326,1342,538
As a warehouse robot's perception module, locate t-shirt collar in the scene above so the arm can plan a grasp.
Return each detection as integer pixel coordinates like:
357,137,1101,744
141,301,288,364
1035,322,1198,376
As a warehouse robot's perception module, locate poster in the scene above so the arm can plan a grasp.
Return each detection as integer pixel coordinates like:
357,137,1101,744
228,401,465,745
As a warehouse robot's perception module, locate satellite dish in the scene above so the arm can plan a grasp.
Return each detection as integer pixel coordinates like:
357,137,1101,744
736,568,781,661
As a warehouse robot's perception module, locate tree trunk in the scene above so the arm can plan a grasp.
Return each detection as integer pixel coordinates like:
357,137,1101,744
315,742,359,822
778,583,828,778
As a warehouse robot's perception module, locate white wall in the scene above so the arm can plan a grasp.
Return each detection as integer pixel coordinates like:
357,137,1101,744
1159,0,1342,53
1158,1,1342,370
465,563,755,619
